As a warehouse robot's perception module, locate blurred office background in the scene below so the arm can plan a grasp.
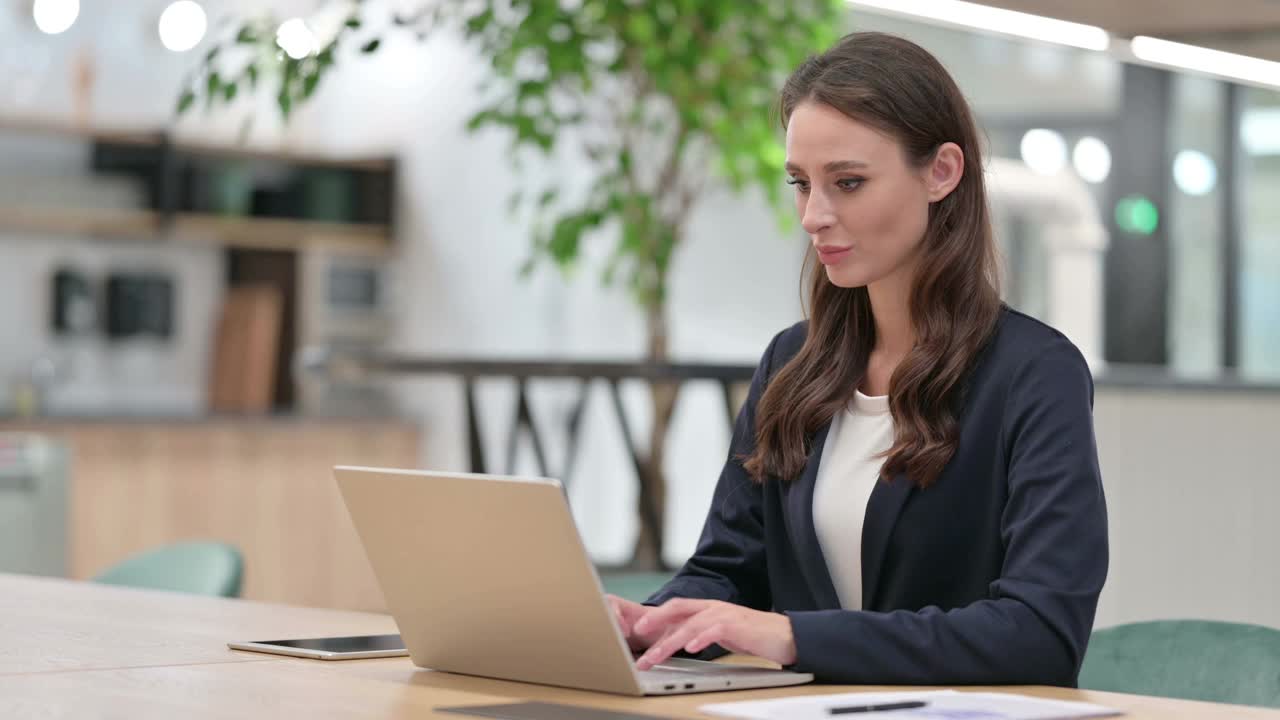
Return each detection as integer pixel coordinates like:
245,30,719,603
0,0,1277,636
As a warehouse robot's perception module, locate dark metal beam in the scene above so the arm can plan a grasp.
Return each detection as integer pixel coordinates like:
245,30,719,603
1222,83,1244,370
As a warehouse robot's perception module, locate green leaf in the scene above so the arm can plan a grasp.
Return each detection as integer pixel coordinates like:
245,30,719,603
317,46,335,68
303,72,321,99
176,89,195,115
549,216,582,267
537,189,558,209
516,80,548,102
206,71,221,96
344,16,362,30
277,89,292,118
464,9,495,36
759,140,786,172
466,109,497,131
621,220,641,251
361,39,381,54
235,26,258,44
626,13,655,42
223,81,237,102
245,63,259,89
204,46,220,64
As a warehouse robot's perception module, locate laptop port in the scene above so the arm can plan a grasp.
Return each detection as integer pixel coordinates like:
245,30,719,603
684,683,695,689
663,684,675,690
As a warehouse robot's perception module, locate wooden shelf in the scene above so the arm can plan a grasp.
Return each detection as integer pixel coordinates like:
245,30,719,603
0,206,161,238
0,115,392,172
0,114,162,146
169,213,391,253
0,207,390,252
0,115,395,249
172,140,394,173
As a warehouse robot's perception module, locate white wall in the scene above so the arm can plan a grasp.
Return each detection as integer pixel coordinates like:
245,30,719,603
0,232,222,415
1093,388,1280,629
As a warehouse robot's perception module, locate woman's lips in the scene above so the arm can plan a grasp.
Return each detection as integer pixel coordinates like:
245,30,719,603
816,245,852,265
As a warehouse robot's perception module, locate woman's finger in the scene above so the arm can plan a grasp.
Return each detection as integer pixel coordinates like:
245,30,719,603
606,597,632,636
633,598,710,636
636,611,715,670
683,621,730,655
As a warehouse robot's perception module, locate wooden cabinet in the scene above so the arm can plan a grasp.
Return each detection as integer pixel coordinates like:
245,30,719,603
1,418,419,611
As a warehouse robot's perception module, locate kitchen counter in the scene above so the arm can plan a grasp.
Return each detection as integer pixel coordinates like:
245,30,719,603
0,415,421,612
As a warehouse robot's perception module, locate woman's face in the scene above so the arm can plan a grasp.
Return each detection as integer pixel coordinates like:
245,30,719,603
785,101,954,290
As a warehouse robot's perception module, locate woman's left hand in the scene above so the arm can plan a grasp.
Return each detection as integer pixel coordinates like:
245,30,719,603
631,599,797,670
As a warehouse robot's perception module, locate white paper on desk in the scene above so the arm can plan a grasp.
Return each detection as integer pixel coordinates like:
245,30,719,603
699,690,1123,720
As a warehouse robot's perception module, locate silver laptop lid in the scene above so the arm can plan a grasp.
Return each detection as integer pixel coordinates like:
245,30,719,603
335,466,645,695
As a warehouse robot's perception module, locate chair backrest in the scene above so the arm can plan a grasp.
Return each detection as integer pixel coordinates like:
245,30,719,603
92,541,244,598
1080,620,1280,708
599,571,673,603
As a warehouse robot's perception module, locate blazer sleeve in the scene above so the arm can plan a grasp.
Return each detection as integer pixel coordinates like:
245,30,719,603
644,328,786,613
785,338,1109,686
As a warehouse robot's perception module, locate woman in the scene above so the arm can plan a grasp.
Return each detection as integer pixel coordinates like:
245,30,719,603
607,32,1108,686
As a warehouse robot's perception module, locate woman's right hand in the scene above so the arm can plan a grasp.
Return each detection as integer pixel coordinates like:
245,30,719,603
606,594,664,653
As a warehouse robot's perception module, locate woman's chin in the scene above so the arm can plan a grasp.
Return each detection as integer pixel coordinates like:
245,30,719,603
825,265,874,289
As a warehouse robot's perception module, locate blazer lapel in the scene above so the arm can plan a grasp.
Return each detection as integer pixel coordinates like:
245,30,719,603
860,472,913,609
787,422,842,610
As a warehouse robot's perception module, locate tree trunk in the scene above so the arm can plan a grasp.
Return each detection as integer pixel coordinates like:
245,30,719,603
630,298,679,570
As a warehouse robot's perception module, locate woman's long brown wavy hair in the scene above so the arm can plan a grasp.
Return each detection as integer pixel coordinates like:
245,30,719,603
743,32,1002,488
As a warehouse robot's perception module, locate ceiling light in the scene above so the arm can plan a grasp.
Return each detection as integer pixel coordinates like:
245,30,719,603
1020,129,1068,176
1172,150,1217,196
33,0,79,35
1072,137,1112,184
158,1,207,53
1242,108,1280,156
1130,36,1280,90
276,18,317,60
845,0,1109,52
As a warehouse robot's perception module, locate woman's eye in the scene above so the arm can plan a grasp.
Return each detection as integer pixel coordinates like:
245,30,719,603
786,178,810,192
837,178,864,191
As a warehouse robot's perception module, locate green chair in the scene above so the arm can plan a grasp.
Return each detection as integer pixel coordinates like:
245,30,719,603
1079,620,1280,708
599,571,673,603
92,541,244,598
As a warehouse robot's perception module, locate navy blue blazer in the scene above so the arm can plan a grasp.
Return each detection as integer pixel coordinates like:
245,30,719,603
647,307,1108,686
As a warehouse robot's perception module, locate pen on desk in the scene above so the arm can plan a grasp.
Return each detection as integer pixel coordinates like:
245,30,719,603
828,700,928,715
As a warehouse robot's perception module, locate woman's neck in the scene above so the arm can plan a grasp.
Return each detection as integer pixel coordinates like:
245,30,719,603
858,269,915,397
867,272,914,359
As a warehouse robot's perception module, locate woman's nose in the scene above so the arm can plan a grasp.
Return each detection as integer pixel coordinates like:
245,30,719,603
801,191,835,235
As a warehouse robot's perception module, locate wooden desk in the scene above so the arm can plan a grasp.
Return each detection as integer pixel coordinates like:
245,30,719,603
2,574,1277,719
0,573,395,675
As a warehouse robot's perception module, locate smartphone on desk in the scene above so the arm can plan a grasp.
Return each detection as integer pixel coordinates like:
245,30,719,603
227,634,409,660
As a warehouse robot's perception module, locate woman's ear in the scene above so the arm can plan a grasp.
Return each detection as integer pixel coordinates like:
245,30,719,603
926,142,964,203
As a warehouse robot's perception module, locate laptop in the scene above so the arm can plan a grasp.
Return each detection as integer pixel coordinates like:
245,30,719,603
334,466,814,696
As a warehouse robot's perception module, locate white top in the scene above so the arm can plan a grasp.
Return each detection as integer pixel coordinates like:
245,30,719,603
812,390,895,611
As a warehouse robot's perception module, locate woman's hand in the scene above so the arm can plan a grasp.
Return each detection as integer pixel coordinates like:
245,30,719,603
605,594,664,652
630,598,797,670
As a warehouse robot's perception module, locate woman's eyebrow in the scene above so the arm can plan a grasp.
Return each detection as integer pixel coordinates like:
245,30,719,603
784,159,870,173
